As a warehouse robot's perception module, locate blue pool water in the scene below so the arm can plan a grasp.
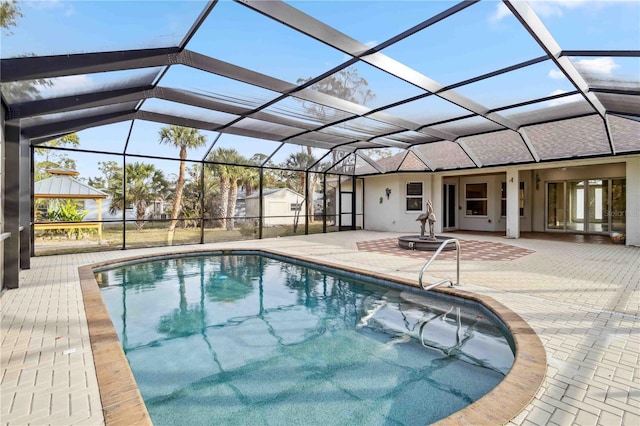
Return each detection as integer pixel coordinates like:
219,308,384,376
96,252,514,425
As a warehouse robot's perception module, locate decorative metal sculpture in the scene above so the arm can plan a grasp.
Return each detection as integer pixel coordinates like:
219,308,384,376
416,200,437,240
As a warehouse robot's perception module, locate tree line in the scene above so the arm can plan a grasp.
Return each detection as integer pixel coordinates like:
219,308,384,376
34,125,329,244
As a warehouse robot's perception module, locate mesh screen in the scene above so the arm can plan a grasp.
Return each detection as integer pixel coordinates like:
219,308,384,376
503,98,594,126
608,115,640,153
431,116,505,137
460,131,533,165
398,151,429,171
524,115,611,160
595,93,640,117
413,142,475,170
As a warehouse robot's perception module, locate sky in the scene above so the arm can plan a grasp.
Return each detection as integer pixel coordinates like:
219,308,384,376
2,0,639,180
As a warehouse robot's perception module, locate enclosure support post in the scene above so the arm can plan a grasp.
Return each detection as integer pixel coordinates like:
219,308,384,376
200,161,205,244
30,145,35,257
19,134,31,270
121,154,126,249
304,170,309,235
322,173,327,234
338,177,342,230
3,123,21,289
351,175,356,230
361,177,365,230
258,167,264,239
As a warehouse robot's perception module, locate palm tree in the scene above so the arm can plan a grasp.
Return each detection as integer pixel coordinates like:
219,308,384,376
248,153,282,191
179,164,204,229
207,148,247,230
239,165,260,197
108,162,169,230
159,126,207,244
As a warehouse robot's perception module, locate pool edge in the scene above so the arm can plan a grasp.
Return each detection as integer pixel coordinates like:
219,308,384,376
79,264,153,426
79,247,547,426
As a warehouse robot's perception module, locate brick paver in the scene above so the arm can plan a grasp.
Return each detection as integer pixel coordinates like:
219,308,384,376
1,231,639,425
357,237,536,261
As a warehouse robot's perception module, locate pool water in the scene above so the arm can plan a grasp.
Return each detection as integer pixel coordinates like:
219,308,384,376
97,253,514,425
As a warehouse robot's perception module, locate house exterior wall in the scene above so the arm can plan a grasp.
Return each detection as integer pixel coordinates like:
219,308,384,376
365,171,530,234
456,172,533,233
363,158,637,245
458,174,504,232
364,173,433,233
245,197,258,218
246,189,306,226
83,198,136,221
626,157,640,246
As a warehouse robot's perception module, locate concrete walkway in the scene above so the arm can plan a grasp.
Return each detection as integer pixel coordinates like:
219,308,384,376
2,231,639,425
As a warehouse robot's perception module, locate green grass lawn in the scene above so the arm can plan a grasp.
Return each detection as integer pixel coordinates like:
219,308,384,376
34,222,338,256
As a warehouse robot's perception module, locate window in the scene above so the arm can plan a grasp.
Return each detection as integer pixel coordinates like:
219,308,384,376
406,182,423,211
465,183,487,216
501,182,525,217
290,203,302,211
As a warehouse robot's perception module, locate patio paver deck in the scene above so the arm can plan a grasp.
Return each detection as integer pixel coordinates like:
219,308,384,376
2,231,639,425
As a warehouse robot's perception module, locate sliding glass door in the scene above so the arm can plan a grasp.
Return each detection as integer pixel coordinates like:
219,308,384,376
567,181,585,232
546,179,625,234
587,179,608,233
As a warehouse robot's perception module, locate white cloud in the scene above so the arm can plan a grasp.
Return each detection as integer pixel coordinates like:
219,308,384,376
26,0,61,9
64,5,75,17
573,57,619,75
549,58,619,83
492,1,625,20
529,2,566,18
548,69,565,79
533,1,589,18
546,89,581,106
342,40,378,61
489,1,586,23
26,0,74,16
489,3,512,23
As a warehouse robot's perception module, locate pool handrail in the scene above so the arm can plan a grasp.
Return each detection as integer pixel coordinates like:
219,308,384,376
418,238,460,290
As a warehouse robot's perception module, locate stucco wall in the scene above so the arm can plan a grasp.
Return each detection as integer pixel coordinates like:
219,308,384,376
364,171,535,234
451,172,531,233
362,160,635,236
364,173,432,233
625,158,640,246
458,174,503,232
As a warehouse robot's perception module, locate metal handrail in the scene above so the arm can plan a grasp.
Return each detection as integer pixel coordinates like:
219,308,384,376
418,238,460,290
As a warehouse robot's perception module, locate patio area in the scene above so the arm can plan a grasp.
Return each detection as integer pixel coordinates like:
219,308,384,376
1,230,639,425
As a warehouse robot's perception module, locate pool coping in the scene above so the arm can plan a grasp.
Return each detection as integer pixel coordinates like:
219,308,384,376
79,247,547,426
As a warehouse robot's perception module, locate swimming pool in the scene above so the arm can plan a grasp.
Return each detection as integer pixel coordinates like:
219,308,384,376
96,252,515,425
